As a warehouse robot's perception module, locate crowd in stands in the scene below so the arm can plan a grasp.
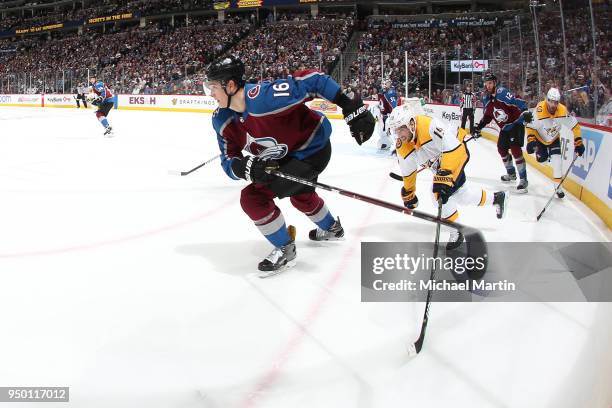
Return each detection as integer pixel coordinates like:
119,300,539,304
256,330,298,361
0,17,250,94
231,12,354,81
341,3,609,118
0,1,609,118
0,0,214,31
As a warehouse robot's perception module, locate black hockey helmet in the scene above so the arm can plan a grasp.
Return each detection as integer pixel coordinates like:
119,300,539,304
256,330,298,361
205,55,246,88
482,71,497,82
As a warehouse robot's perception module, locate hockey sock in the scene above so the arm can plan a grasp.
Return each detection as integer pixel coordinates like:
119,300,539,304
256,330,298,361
510,146,527,179
99,117,110,128
501,153,516,175
309,204,335,231
256,209,291,248
291,193,335,231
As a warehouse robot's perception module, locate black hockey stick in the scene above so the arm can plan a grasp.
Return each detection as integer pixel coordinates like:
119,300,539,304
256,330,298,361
407,199,443,356
389,135,478,181
536,154,579,221
168,154,220,176
268,169,487,274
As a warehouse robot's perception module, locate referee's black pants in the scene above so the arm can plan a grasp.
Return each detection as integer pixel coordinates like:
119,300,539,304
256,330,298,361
461,108,474,134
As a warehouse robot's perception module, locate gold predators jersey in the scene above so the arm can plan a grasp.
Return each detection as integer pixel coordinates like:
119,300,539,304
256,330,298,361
396,115,469,200
526,101,580,145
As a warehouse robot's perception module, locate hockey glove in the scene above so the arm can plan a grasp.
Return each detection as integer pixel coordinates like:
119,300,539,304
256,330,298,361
536,145,549,163
231,156,279,184
521,111,534,124
526,139,538,154
401,187,419,209
432,169,454,204
334,93,375,145
91,96,103,106
574,138,585,156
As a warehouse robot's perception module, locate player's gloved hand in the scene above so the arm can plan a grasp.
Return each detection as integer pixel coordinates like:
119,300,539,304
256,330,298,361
472,123,484,139
432,169,454,205
232,156,279,184
92,96,103,106
526,139,538,154
522,111,534,124
401,187,418,209
334,93,375,145
536,145,549,163
574,139,585,156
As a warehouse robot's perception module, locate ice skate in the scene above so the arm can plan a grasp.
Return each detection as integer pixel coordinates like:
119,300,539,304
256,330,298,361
446,230,464,251
493,191,507,219
309,217,344,241
516,178,528,194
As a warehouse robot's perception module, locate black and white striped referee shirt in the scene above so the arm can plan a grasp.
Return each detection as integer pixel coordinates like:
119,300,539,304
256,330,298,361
460,92,475,109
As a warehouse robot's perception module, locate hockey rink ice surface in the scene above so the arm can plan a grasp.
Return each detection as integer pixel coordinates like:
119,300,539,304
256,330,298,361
0,107,611,408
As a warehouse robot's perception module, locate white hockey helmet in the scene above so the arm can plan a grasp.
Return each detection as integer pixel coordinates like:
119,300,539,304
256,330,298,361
546,87,561,102
387,105,416,137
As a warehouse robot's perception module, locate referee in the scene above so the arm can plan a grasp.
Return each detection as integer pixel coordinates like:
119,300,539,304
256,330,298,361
74,83,88,108
460,83,476,134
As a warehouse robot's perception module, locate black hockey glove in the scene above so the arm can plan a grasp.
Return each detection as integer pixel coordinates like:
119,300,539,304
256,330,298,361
522,111,534,124
231,156,279,184
472,122,484,139
526,139,538,154
334,92,375,145
536,145,549,163
91,96,103,106
574,139,585,156
401,187,419,209
432,169,454,205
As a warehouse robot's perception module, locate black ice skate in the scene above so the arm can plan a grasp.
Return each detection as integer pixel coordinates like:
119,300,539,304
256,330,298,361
446,230,464,251
500,173,517,183
516,178,528,194
103,126,114,137
258,225,297,278
309,217,344,241
493,191,507,219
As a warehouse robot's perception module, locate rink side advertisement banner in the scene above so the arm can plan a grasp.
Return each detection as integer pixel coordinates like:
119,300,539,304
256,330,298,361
361,242,612,302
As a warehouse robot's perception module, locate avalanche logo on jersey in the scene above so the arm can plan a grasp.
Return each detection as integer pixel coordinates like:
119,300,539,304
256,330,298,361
244,134,288,160
493,107,508,124
247,85,260,99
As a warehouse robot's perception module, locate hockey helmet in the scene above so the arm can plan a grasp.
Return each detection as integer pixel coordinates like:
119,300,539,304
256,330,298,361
546,87,561,102
482,71,497,82
387,105,417,139
205,55,245,88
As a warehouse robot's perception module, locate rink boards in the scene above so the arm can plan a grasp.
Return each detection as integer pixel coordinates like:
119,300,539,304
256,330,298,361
1,93,610,228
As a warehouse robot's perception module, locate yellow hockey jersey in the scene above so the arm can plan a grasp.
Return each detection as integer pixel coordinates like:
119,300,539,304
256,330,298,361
396,115,469,201
526,101,581,145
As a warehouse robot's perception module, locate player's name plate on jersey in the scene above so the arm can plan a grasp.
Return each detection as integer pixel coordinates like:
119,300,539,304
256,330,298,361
361,242,612,302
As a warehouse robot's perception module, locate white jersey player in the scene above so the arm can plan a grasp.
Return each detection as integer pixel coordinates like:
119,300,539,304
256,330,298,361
387,104,507,248
368,99,393,151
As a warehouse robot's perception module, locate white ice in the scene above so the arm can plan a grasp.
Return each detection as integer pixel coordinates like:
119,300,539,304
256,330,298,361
0,107,610,408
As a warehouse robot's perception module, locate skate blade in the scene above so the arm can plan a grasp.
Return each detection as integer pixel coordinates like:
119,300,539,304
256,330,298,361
258,260,296,279
514,189,528,195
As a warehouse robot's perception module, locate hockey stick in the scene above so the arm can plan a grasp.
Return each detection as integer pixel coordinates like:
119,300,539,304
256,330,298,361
389,135,477,181
268,169,488,278
407,199,443,356
536,154,579,221
168,154,220,176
